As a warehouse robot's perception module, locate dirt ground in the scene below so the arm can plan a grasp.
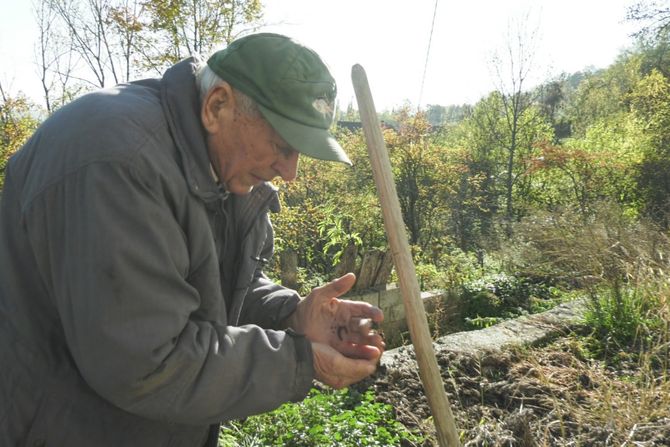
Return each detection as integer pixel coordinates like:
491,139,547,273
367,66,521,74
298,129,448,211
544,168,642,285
353,334,670,446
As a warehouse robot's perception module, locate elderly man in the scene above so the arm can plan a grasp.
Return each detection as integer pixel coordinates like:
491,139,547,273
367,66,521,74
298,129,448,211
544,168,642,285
0,33,384,446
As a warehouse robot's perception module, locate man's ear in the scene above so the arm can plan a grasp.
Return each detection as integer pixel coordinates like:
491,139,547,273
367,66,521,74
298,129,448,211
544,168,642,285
201,82,235,134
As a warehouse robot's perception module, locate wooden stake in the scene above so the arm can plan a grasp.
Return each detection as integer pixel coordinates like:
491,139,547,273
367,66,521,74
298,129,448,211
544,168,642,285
351,64,461,447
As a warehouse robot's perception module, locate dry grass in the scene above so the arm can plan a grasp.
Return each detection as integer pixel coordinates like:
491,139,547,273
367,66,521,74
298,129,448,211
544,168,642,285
366,288,670,446
515,334,670,446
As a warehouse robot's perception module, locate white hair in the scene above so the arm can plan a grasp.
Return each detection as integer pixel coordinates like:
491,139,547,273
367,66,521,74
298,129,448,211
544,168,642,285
195,62,261,119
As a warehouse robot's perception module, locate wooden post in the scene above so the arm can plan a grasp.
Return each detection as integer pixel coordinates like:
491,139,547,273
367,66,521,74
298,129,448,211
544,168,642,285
334,241,358,278
352,64,461,447
373,250,394,287
355,250,384,290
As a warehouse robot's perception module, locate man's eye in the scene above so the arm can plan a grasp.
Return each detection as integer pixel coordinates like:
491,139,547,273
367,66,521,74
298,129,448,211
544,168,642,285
278,145,295,158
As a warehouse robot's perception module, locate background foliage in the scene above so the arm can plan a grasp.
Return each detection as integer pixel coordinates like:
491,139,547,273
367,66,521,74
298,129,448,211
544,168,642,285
6,11,670,294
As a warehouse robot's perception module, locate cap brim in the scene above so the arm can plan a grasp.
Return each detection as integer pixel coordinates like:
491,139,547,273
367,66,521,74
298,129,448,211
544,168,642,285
258,105,352,166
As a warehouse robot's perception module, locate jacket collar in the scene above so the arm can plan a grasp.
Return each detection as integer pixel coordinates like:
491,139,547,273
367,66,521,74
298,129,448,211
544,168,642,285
160,57,221,202
159,57,281,215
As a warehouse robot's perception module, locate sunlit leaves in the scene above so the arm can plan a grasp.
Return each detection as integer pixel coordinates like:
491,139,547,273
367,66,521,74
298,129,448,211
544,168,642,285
628,68,670,148
0,91,40,189
140,0,263,70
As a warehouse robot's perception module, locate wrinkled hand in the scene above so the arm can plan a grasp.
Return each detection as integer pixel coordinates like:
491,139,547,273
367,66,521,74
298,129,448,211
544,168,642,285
311,342,377,389
285,273,385,388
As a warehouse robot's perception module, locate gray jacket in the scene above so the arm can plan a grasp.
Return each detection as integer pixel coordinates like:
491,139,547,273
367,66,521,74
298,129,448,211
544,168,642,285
0,58,314,446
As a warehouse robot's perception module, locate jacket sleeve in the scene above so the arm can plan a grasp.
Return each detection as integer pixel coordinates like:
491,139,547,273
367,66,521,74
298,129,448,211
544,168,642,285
23,158,314,424
237,213,302,329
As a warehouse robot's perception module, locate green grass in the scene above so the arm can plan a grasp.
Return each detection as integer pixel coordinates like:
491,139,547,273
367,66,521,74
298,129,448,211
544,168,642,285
583,279,668,361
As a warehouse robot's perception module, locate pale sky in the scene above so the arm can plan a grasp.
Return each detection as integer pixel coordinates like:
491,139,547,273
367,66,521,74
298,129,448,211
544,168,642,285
0,0,639,111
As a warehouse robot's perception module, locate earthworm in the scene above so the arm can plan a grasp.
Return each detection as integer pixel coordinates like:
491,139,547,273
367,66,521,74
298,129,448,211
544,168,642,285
336,325,348,341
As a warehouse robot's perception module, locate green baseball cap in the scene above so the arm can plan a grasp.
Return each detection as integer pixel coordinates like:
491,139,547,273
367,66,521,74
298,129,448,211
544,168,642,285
207,33,351,165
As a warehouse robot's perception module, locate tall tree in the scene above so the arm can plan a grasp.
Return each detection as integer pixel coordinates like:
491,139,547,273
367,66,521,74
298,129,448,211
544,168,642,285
629,68,670,227
137,0,264,73
47,0,133,87
450,93,506,250
386,109,458,251
627,0,670,39
108,0,144,82
627,1,670,78
565,55,641,138
490,13,547,228
34,0,80,113
37,0,264,96
424,104,446,126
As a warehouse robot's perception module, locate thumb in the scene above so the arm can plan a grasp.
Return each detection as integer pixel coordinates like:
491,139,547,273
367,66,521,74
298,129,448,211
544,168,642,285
315,273,356,298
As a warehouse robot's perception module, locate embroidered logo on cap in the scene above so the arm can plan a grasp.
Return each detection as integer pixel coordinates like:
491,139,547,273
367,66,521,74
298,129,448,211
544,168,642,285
312,97,333,117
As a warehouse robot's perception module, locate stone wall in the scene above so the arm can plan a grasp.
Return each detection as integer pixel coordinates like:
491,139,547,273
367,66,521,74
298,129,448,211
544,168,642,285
382,298,587,364
345,285,463,347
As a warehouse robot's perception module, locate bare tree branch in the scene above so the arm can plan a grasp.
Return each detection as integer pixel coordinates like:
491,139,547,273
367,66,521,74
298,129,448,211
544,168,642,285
627,0,670,38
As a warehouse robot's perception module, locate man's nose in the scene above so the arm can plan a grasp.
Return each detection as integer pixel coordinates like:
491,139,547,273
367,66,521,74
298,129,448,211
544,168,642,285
275,150,300,182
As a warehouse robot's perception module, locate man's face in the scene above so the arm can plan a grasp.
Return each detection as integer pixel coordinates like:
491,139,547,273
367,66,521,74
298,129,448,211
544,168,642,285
203,84,300,195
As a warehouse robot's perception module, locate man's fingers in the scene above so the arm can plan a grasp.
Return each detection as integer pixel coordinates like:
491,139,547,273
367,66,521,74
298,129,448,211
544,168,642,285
348,316,373,334
343,317,384,346
337,342,382,361
312,342,378,389
367,332,386,351
366,305,384,323
338,300,384,323
336,331,385,353
338,356,377,383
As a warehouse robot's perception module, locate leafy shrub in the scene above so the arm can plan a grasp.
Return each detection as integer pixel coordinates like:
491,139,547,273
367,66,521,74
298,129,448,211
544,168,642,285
433,247,483,289
317,206,362,267
218,388,424,446
410,246,484,292
460,273,563,329
414,262,441,291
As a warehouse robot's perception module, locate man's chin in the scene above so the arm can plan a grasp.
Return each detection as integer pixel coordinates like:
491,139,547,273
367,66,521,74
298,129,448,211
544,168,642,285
233,187,254,196
224,181,254,196
226,177,268,196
